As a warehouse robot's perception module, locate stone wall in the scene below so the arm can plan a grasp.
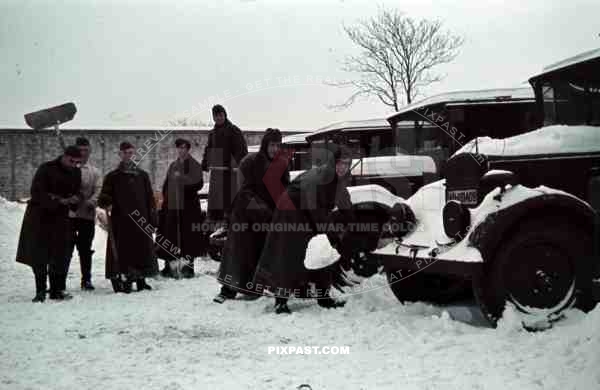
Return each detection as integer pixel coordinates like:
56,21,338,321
0,128,302,200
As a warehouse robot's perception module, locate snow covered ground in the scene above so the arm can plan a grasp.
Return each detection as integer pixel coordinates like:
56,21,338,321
1,198,599,390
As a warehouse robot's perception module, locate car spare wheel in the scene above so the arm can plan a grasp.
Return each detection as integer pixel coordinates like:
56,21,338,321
473,217,596,330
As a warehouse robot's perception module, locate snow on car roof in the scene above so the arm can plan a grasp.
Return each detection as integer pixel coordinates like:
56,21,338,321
247,132,310,152
307,118,392,140
316,118,391,132
454,125,600,157
387,87,534,122
530,47,600,81
282,132,310,144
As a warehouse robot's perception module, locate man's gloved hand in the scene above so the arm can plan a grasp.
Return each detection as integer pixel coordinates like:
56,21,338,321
328,231,354,271
96,209,109,231
59,195,80,206
84,200,96,211
328,261,363,293
350,252,380,278
326,230,342,252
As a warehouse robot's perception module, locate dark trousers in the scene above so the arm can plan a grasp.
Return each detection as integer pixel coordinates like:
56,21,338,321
33,262,68,293
208,168,242,223
68,218,95,282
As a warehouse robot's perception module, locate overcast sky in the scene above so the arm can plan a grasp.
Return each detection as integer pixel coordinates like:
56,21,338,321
1,0,599,131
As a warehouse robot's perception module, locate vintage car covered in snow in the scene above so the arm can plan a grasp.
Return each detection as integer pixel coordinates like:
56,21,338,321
302,92,538,197
206,87,540,260
365,47,600,328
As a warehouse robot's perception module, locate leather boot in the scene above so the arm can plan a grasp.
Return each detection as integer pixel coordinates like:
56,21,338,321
182,259,195,279
121,278,133,294
136,279,152,291
275,297,291,314
110,278,123,293
49,273,72,300
32,292,46,303
160,262,174,278
49,291,73,300
33,268,47,302
317,297,346,309
81,280,95,290
80,250,94,290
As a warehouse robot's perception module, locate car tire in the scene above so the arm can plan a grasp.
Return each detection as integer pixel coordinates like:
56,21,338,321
473,217,596,327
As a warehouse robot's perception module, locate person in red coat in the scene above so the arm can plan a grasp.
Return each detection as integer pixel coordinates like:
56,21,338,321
214,128,290,303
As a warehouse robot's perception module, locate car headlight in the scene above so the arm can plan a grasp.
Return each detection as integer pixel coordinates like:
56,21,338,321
443,200,471,241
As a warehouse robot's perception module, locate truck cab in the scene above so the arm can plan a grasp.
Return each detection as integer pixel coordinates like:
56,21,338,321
371,48,600,329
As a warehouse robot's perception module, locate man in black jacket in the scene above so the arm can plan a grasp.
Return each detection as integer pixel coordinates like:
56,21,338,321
98,142,158,293
252,143,354,314
16,146,83,302
201,105,248,234
214,128,290,303
158,138,204,278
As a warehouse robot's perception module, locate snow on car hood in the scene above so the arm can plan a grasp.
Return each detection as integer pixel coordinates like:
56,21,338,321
375,179,586,263
454,125,600,157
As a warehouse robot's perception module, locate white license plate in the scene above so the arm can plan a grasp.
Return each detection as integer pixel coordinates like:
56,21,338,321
447,189,478,206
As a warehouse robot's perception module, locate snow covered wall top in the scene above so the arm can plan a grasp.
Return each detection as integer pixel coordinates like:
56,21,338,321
454,125,600,157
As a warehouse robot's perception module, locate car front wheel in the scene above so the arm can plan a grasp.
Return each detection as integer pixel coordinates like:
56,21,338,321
473,217,596,329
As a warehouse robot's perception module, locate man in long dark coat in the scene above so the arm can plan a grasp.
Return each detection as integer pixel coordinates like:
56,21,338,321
252,144,354,314
98,141,158,293
158,138,204,278
214,128,290,303
16,146,83,302
201,104,248,233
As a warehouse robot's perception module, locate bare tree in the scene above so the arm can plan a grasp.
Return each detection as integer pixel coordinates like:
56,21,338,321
330,9,464,111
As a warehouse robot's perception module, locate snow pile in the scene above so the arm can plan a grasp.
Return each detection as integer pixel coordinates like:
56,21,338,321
455,125,600,156
304,234,339,270
1,197,599,389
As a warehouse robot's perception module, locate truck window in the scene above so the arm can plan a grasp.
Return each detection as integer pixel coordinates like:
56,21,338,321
542,79,600,126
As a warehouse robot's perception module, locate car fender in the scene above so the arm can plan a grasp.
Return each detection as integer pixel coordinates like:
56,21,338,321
346,184,406,210
469,190,598,264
